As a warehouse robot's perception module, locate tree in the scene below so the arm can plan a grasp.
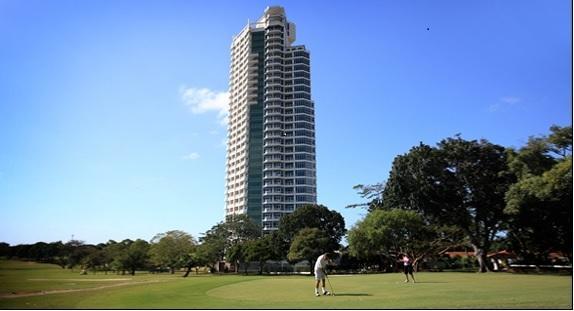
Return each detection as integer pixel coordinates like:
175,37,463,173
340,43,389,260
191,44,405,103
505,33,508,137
504,125,572,262
149,230,196,274
277,204,346,257
182,244,211,277
104,239,149,275
0,242,10,258
382,137,514,272
123,239,150,275
287,228,331,274
81,247,107,273
224,214,262,245
198,214,261,271
244,234,277,275
227,243,247,274
198,223,227,269
348,209,464,272
64,240,93,271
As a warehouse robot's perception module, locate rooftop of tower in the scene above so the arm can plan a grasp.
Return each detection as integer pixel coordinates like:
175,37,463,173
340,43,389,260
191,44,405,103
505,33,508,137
232,6,296,45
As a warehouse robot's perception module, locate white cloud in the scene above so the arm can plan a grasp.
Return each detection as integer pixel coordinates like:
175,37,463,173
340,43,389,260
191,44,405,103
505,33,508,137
180,87,229,126
489,96,522,112
500,96,521,105
182,152,200,161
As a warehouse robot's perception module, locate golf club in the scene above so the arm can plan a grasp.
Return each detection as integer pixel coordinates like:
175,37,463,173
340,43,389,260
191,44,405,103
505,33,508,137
324,269,335,296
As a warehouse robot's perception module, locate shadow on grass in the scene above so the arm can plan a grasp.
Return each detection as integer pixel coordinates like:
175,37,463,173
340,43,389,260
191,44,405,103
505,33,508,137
332,293,371,297
411,281,448,284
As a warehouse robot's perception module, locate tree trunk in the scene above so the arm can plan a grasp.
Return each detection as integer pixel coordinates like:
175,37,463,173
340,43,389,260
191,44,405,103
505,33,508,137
182,265,192,277
170,267,175,274
473,245,490,273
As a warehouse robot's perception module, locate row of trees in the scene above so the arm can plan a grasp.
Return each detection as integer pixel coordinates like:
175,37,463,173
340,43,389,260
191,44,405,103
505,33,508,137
347,125,572,272
200,205,345,275
0,205,346,276
0,239,153,275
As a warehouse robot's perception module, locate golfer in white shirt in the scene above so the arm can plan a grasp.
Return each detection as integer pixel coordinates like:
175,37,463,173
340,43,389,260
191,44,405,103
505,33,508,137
314,252,332,296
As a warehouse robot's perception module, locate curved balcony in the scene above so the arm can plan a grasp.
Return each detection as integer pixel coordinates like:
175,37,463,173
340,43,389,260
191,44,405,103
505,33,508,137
264,94,283,101
264,156,283,163
267,28,284,35
263,180,283,187
263,141,283,148
265,100,283,109
263,149,283,156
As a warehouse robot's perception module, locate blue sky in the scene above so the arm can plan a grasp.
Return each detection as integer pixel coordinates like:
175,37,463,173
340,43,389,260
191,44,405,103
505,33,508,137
0,0,571,245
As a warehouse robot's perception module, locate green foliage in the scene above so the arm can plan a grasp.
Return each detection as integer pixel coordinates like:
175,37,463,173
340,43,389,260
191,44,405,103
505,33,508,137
381,137,514,272
548,124,573,157
224,214,262,244
244,234,276,274
198,223,227,265
504,125,572,262
346,183,385,210
353,125,572,271
287,228,330,267
149,230,196,274
81,248,107,272
124,239,151,275
348,209,464,270
102,239,150,275
277,204,345,256
198,214,261,268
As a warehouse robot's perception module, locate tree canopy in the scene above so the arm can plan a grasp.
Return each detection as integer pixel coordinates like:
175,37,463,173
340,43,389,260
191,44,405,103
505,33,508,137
504,125,572,262
381,136,514,272
149,230,196,274
277,204,346,256
348,209,464,271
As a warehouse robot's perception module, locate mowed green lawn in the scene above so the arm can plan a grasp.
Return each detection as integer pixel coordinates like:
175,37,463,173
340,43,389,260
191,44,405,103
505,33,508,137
0,260,571,309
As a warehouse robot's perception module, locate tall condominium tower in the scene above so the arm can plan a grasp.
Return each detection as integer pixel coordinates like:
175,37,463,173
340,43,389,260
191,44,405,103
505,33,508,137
226,6,317,232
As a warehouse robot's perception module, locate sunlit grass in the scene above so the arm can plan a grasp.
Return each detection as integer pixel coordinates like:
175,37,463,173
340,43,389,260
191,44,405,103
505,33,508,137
0,260,571,309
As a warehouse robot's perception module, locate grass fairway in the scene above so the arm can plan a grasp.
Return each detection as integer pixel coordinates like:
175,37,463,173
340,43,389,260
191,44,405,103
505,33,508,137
0,260,571,309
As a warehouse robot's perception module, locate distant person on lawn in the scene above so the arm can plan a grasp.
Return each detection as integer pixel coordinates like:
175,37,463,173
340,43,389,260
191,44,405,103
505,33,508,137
401,254,416,283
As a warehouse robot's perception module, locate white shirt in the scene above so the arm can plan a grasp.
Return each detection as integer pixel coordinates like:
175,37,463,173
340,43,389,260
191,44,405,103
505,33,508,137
314,254,329,271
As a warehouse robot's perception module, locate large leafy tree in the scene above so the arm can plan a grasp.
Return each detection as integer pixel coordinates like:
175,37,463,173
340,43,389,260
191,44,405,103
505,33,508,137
199,214,261,269
181,244,211,277
198,223,227,268
105,239,150,275
123,239,151,275
64,240,95,271
348,209,463,271
149,230,196,274
505,125,572,262
226,243,246,273
224,214,262,245
277,204,346,256
382,137,514,272
287,228,331,274
244,234,277,275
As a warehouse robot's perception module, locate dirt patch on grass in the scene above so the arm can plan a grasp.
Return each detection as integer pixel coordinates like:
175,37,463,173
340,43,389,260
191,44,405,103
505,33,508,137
0,279,162,299
28,278,133,282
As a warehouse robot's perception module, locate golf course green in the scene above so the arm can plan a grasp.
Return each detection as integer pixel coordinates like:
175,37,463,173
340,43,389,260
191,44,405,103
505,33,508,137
0,260,571,309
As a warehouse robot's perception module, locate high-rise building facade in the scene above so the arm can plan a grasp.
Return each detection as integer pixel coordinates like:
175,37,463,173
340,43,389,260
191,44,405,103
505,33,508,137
226,6,317,232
